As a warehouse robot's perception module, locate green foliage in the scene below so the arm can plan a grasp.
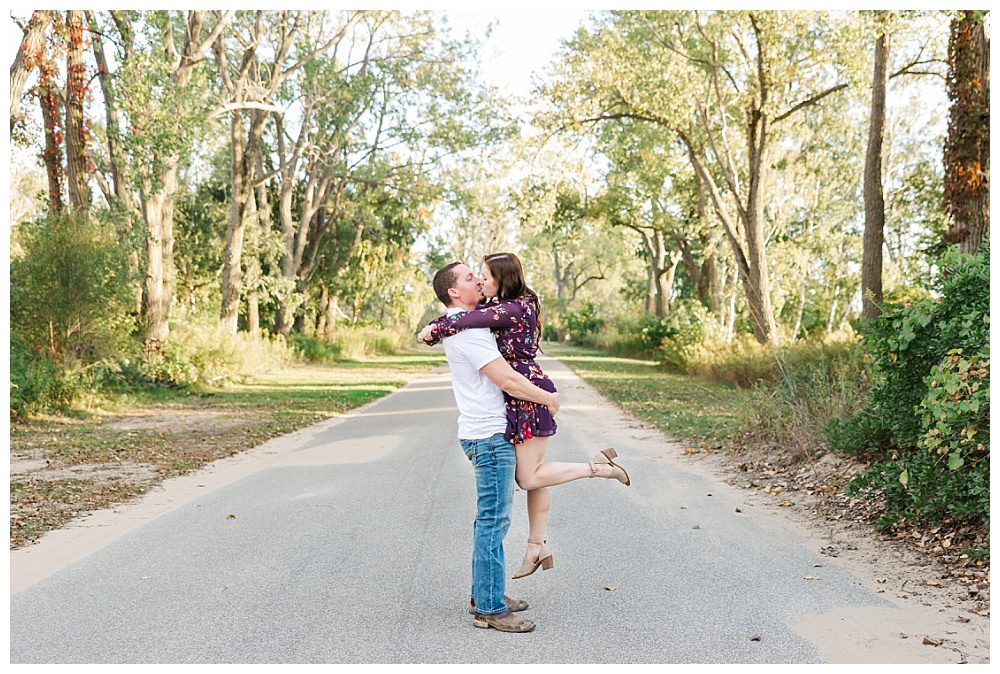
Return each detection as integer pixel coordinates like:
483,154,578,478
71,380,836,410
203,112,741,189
10,333,63,418
141,322,296,386
917,349,989,470
560,301,606,341
837,244,990,527
10,213,137,363
739,342,867,459
292,335,344,364
330,326,412,361
293,326,412,364
833,244,989,454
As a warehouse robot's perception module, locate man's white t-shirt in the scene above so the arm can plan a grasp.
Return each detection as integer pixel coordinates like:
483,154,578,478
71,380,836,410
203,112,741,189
441,308,508,440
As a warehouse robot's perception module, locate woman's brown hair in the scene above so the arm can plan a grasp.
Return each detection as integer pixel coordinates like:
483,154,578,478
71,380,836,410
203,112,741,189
482,252,543,344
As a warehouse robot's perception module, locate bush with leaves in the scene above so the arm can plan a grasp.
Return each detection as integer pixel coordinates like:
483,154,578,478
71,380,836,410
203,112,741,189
560,301,606,342
837,243,990,527
10,212,137,363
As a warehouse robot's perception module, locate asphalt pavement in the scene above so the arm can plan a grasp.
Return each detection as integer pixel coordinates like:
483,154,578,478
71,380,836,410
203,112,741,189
10,355,899,663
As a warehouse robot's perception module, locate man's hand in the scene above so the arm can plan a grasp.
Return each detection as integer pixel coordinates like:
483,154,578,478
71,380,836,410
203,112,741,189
546,392,560,417
417,324,434,344
481,357,559,410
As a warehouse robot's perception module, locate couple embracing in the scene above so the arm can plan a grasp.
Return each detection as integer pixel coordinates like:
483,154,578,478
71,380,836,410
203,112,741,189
420,253,631,633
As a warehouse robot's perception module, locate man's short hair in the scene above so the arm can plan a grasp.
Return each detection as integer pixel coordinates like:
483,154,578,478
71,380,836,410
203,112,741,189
433,262,463,306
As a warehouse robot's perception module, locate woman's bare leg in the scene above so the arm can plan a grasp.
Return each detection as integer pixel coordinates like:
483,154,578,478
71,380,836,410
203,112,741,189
515,436,616,491
515,437,617,567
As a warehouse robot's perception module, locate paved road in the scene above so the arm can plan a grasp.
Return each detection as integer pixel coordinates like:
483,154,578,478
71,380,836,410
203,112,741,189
11,356,912,663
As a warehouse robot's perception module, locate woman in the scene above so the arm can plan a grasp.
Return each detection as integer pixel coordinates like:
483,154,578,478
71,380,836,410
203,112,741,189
419,252,630,579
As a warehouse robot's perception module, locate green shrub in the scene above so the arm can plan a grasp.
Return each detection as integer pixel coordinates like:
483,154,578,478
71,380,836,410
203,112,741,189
560,301,605,342
739,341,866,458
10,212,137,362
141,322,295,386
292,334,343,364
832,244,989,455
293,326,410,363
837,244,990,527
10,332,60,418
917,349,988,471
329,325,410,360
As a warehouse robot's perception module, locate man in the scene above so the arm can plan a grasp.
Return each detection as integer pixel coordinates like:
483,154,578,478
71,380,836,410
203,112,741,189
430,261,559,633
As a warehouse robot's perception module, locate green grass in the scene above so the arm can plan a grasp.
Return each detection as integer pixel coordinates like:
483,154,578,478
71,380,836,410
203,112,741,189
544,342,747,446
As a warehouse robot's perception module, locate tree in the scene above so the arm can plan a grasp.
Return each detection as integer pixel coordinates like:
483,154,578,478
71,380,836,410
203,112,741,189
542,11,869,344
64,11,90,218
212,10,364,335
10,10,51,132
862,14,894,323
943,10,989,254
115,11,232,351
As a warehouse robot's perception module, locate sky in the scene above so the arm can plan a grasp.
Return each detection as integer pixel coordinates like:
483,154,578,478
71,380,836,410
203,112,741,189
5,10,592,101
442,10,591,100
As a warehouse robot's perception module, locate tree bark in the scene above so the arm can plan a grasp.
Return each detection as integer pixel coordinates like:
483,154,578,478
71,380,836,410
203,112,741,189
944,10,990,254
141,184,175,350
64,11,90,217
142,11,229,350
10,10,50,131
862,29,891,323
37,43,64,215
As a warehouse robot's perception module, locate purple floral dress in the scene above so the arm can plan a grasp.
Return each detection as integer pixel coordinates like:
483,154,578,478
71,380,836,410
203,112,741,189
426,296,557,444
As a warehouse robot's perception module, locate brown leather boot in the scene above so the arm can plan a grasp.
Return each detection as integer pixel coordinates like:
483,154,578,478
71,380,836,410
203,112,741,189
472,609,535,632
469,595,529,614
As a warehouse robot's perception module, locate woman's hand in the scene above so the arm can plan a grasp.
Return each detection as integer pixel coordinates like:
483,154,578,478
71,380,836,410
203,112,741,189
417,324,435,344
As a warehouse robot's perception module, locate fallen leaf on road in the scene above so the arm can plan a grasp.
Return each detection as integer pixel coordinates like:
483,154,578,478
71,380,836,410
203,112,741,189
803,576,820,580
925,579,941,586
922,637,940,647
226,514,236,520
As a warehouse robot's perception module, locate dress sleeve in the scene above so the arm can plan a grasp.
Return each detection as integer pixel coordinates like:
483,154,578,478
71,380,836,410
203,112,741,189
424,301,524,345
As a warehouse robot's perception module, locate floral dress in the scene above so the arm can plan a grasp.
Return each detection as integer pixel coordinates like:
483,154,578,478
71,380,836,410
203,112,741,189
426,296,557,444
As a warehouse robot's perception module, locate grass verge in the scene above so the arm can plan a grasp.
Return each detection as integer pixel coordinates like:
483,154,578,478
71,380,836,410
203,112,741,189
543,342,747,446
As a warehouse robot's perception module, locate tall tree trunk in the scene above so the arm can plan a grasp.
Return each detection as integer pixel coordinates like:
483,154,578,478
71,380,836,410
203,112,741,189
656,250,682,318
38,45,64,215
141,10,229,351
944,10,990,254
700,251,719,313
142,184,175,350
862,28,891,323
826,286,840,336
681,132,778,344
552,248,565,302
10,10,50,131
743,113,780,344
64,11,89,218
88,11,142,313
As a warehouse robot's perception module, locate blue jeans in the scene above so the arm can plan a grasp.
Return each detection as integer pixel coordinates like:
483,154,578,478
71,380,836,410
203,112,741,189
460,433,516,615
